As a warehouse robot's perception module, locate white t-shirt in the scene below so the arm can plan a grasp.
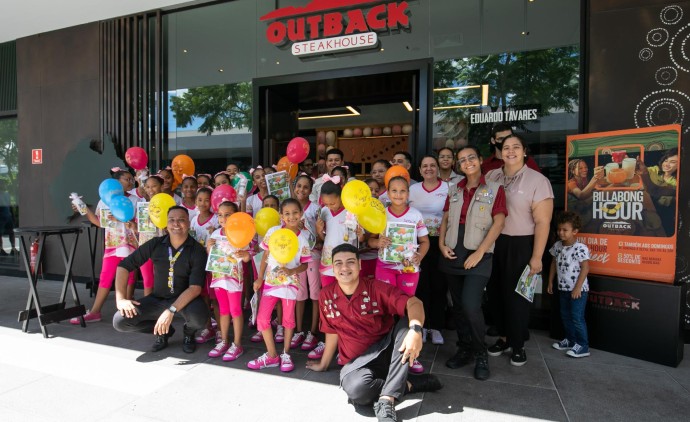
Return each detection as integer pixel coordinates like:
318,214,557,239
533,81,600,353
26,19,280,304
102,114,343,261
378,190,391,208
261,226,312,299
189,213,218,247
301,201,320,255
549,241,590,292
181,202,198,222
246,193,265,217
378,206,428,271
409,179,448,238
96,197,139,258
319,207,358,276
207,228,244,293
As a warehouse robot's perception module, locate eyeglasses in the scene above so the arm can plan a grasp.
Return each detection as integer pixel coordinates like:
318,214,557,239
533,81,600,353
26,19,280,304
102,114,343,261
457,154,479,166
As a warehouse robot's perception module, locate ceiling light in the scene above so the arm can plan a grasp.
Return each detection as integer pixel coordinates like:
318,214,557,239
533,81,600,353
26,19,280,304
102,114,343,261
433,85,481,92
298,106,360,120
403,101,413,112
521,31,529,35
218,69,224,72
380,48,385,51
276,61,280,64
433,84,490,109
182,49,188,53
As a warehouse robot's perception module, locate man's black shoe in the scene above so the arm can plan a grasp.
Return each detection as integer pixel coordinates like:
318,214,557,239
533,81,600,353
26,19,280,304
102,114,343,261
486,325,499,336
407,373,443,394
373,398,397,422
182,334,196,353
151,326,175,352
474,351,490,381
445,348,472,369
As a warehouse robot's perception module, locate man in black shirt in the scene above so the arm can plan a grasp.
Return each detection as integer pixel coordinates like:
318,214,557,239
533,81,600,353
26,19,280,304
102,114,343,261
113,206,209,353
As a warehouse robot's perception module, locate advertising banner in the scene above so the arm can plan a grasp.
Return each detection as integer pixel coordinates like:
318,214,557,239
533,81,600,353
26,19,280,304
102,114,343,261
565,125,680,283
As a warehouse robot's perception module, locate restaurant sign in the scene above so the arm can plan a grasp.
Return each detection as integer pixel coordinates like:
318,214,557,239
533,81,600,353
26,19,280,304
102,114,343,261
260,0,411,57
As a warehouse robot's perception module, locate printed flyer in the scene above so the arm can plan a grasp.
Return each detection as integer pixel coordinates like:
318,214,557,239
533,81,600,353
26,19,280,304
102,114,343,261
265,170,291,202
380,222,417,263
565,124,680,283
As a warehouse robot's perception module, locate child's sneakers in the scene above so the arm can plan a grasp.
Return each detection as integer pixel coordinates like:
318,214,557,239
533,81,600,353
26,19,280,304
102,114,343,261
275,325,285,343
210,318,218,330
222,343,244,361
566,344,590,358
195,328,216,344
307,341,326,359
280,352,295,372
301,331,318,351
247,352,280,370
552,339,573,351
70,310,101,325
250,331,264,343
410,359,424,374
290,332,305,349
208,340,230,358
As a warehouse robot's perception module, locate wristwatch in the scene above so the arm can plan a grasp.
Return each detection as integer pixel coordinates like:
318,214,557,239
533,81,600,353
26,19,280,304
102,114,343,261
168,305,177,314
409,324,422,333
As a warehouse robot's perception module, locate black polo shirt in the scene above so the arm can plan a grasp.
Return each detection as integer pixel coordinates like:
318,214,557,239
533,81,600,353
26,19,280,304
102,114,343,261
119,235,208,299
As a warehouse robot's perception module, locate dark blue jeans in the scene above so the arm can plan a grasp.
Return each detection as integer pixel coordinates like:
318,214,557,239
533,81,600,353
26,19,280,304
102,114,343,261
559,291,588,348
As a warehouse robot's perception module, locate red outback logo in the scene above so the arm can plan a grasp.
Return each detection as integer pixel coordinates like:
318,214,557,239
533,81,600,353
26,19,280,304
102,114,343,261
260,0,411,57
589,290,641,312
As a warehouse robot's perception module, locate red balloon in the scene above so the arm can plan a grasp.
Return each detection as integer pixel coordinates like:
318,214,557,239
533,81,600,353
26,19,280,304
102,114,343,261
125,147,148,170
286,137,310,164
211,185,237,213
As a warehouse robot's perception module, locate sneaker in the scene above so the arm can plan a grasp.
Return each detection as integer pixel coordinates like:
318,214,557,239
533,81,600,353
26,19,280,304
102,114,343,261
290,331,305,349
429,329,444,345
70,310,101,325
308,341,325,359
215,330,223,344
487,338,512,357
474,351,490,381
210,318,218,329
208,340,230,358
248,318,256,328
566,344,590,358
151,326,175,352
182,334,196,353
422,328,428,343
552,338,573,351
275,325,285,343
510,348,527,366
373,398,397,422
271,318,279,329
247,352,280,370
280,352,295,372
250,331,264,343
222,343,244,361
195,328,216,344
301,331,318,351
445,348,472,369
407,373,443,393
409,359,424,374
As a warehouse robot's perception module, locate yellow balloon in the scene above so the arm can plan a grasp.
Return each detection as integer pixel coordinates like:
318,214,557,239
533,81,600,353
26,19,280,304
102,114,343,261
369,197,385,214
255,207,281,237
358,206,386,234
342,180,372,215
149,193,177,229
268,228,299,264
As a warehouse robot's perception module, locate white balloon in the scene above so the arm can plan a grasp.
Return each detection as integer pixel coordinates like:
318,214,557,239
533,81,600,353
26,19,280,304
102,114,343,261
363,127,372,137
402,124,412,134
382,127,392,135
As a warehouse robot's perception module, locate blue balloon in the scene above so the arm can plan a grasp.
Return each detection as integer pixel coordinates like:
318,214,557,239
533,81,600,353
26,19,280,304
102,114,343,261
99,179,124,206
109,195,135,222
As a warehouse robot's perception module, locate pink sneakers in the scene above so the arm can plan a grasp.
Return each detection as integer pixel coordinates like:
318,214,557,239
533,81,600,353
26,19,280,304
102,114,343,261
274,325,285,343
280,353,295,372
410,359,424,374
308,341,326,359
222,343,244,361
195,328,216,344
290,332,305,349
70,311,101,325
301,331,318,351
208,341,230,358
247,352,280,370
250,331,264,343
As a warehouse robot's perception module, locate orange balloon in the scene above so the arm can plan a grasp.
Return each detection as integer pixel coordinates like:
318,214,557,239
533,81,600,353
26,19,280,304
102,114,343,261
171,154,195,182
225,212,256,248
384,165,410,189
276,156,298,179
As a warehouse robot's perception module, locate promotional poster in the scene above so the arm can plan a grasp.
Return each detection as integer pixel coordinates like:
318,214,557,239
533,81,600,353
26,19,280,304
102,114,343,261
565,125,680,283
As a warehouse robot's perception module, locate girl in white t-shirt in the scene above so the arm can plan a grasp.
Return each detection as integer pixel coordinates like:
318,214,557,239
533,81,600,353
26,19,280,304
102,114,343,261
189,188,218,247
371,159,392,207
243,167,268,217
158,167,182,205
180,175,198,221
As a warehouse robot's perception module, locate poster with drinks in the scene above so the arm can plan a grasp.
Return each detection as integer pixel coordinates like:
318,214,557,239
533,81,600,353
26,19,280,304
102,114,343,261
565,124,680,283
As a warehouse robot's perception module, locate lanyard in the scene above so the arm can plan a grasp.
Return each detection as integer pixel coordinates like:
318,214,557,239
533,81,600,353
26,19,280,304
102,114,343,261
168,246,184,294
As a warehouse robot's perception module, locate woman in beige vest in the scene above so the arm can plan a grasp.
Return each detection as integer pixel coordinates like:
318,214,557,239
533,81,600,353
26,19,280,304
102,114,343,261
438,146,507,381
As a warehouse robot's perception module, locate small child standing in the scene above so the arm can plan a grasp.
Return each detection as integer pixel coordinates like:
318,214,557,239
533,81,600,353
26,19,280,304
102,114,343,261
548,211,591,358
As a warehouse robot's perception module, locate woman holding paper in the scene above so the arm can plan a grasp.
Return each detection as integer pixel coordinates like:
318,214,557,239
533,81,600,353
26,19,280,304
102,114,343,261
438,146,507,380
485,135,553,367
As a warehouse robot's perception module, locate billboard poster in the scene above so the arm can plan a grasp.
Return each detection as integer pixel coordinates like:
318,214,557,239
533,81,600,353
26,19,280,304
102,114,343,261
565,125,680,283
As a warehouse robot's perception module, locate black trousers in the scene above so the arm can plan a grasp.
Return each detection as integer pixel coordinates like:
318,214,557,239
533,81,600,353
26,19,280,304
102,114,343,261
112,295,209,336
417,237,447,330
446,273,489,353
341,317,410,405
489,234,534,350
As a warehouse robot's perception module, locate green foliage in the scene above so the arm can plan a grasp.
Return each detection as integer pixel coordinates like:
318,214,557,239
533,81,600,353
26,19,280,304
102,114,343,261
0,118,18,199
169,82,253,135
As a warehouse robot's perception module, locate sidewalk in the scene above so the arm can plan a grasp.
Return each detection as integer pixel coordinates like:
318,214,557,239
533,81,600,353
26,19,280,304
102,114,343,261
0,275,688,421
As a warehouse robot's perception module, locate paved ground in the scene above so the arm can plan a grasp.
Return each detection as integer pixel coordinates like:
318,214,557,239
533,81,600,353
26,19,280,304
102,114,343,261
1,275,689,421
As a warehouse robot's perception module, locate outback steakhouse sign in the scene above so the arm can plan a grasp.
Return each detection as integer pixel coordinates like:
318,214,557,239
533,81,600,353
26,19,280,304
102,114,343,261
260,0,410,57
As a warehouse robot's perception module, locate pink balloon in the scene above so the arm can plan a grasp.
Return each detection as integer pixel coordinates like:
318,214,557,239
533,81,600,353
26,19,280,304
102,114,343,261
211,185,237,213
392,125,402,135
317,144,326,158
125,147,148,170
286,137,310,164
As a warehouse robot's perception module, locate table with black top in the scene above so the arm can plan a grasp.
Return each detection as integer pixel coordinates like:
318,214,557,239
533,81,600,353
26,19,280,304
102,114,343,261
14,225,86,337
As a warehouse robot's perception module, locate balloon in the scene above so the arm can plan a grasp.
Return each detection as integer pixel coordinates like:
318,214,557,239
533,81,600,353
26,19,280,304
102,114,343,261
109,195,135,222
225,212,256,248
276,156,298,179
171,154,195,182
363,127,372,137
384,165,410,188
268,228,299,264
98,179,124,206
211,185,237,213
382,127,392,135
149,193,176,229
353,128,362,137
125,147,148,170
255,207,281,237
392,125,402,135
372,127,382,136
317,144,326,158
358,206,386,234
369,197,385,214
343,128,353,138
317,131,326,145
342,180,372,215
286,137,310,164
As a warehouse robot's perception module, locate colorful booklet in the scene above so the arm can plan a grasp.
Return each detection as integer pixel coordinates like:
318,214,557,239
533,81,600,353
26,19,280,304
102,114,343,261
205,239,237,275
137,202,156,233
515,265,541,303
265,170,291,202
379,222,417,263
99,208,118,230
